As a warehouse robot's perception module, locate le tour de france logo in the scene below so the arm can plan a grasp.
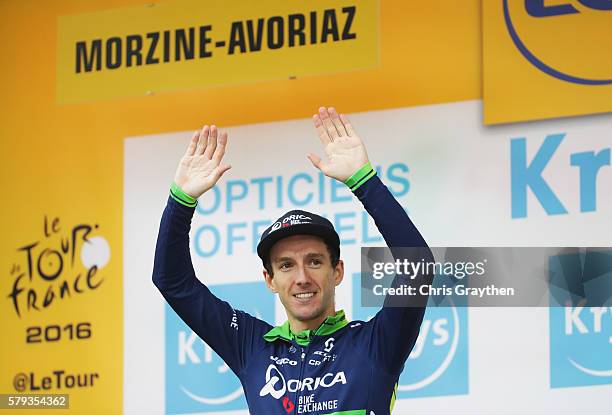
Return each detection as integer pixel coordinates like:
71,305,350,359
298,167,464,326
7,215,111,318
503,0,612,85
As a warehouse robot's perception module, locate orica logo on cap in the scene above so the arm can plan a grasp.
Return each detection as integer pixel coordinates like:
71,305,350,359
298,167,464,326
268,215,313,234
269,222,282,233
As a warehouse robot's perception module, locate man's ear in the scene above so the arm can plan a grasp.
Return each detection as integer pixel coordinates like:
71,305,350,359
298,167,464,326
263,269,278,293
334,259,344,286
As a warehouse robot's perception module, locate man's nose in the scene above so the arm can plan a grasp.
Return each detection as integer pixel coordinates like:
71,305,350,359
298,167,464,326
295,264,312,285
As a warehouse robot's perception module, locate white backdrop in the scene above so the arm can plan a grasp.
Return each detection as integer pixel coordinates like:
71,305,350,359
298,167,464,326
124,101,612,414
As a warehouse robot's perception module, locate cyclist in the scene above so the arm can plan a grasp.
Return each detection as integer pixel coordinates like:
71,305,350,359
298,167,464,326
153,107,431,414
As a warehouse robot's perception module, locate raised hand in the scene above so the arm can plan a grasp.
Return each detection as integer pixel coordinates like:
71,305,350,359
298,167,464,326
173,125,231,199
308,107,370,183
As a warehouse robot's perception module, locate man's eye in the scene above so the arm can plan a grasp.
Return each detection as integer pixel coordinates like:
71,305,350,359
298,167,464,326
279,262,292,270
309,259,322,266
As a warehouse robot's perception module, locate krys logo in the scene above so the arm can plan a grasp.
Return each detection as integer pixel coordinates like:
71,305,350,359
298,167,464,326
549,250,612,388
351,273,469,399
7,216,110,317
396,300,468,398
504,0,612,85
550,304,612,387
165,281,274,413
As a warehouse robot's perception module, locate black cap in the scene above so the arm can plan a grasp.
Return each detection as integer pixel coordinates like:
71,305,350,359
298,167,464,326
257,210,340,264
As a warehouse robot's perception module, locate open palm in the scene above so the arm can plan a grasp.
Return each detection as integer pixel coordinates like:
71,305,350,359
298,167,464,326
174,125,231,199
308,107,369,182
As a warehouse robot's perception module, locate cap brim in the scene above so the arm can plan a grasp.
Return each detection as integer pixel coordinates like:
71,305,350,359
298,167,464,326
257,223,340,262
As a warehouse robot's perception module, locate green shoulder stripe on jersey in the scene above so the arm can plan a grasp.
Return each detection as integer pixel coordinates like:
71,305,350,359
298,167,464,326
322,410,366,415
170,183,197,208
263,310,349,346
345,162,376,191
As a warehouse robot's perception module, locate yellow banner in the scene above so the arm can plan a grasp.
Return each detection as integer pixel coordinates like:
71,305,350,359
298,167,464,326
483,0,612,124
2,213,118,414
57,0,379,103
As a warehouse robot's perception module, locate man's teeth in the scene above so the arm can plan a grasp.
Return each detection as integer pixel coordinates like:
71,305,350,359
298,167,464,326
294,293,314,299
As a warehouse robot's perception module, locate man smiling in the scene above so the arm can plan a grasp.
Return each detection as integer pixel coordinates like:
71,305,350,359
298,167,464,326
264,233,342,331
153,107,431,414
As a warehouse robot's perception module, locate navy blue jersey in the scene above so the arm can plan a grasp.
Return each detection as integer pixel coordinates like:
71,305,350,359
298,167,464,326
153,175,430,415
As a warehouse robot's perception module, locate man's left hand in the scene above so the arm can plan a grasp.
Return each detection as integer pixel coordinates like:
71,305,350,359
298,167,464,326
308,107,370,183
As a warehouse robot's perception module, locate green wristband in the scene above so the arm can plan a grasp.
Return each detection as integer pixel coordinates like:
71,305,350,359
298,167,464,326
170,183,198,208
344,162,376,191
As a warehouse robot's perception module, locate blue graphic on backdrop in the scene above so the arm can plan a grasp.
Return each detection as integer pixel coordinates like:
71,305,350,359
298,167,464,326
352,272,469,398
191,163,410,257
165,281,274,413
510,133,611,218
549,249,612,388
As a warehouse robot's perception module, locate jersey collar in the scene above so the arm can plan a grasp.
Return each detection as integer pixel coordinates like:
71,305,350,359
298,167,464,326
263,310,349,346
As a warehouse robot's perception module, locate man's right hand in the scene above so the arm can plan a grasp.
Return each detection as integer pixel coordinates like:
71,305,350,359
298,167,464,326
173,125,231,199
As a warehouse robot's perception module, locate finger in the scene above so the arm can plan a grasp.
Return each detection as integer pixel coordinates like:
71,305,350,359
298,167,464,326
328,107,345,138
313,114,331,145
306,153,323,171
212,164,232,182
195,125,210,155
319,107,339,141
185,130,199,156
212,131,228,164
339,114,355,137
204,125,218,159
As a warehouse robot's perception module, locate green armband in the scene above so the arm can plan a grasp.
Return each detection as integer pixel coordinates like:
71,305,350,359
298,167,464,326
344,162,376,191
170,183,198,208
